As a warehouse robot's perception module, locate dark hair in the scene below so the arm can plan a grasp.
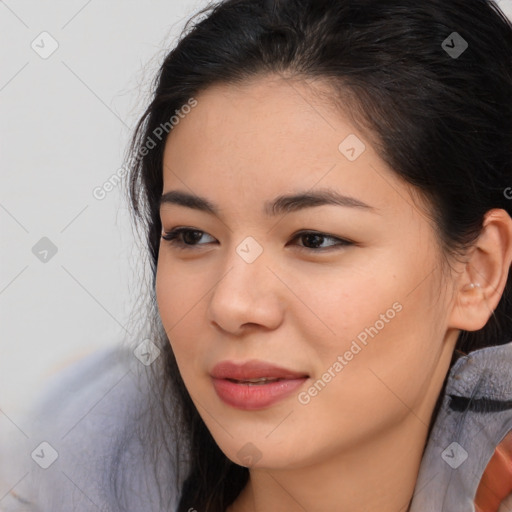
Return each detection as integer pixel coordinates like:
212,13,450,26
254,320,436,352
124,0,512,510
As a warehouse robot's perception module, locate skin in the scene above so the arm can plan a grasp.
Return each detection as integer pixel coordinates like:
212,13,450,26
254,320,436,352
155,74,512,512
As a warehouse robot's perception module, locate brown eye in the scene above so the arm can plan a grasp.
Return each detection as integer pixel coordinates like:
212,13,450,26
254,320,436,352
161,228,353,253
291,231,354,252
161,228,216,249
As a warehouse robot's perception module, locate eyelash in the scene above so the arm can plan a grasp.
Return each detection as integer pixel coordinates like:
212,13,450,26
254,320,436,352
161,227,354,253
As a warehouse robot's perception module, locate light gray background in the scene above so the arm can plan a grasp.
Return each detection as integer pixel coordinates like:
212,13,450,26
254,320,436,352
1,0,512,422
0,0,213,422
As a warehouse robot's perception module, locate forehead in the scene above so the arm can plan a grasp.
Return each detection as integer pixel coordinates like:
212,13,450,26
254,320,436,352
163,75,347,157
160,76,421,222
163,77,347,176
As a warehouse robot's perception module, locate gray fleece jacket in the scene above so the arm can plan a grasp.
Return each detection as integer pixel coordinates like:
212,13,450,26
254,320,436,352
1,340,511,511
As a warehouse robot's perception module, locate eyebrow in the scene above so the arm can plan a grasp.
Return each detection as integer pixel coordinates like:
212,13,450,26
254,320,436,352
159,188,377,217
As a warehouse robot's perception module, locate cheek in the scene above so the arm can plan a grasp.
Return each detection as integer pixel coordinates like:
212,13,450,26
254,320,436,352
155,258,210,377
294,309,432,447
155,261,192,357
155,262,178,333
323,292,442,426
155,257,207,324
289,265,399,356
298,264,440,405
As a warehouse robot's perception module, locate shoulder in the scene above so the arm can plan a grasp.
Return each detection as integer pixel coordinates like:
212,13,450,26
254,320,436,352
410,340,512,511
0,343,182,511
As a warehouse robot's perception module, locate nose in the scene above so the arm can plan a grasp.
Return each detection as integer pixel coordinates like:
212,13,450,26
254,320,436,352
207,243,285,335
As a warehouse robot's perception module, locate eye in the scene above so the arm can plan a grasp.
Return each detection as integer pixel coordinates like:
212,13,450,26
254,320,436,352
161,227,216,249
289,230,354,252
161,227,353,253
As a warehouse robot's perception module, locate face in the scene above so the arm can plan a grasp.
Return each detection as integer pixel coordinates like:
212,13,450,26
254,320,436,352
155,75,459,470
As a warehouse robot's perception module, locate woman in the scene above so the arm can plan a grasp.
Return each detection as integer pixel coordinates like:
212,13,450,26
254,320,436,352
2,0,512,510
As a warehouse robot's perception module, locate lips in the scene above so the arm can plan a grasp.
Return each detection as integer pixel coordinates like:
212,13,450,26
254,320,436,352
210,360,309,410
211,360,308,381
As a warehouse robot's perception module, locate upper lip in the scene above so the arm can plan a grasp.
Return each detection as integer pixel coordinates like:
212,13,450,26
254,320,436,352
211,360,309,380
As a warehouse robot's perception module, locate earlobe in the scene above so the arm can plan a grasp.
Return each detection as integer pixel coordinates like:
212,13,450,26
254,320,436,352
450,280,491,331
448,209,512,332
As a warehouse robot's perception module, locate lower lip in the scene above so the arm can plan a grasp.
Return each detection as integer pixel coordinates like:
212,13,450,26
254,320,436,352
212,377,308,410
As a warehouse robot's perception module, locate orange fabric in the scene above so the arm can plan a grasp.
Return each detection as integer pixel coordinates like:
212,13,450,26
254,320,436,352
474,430,512,512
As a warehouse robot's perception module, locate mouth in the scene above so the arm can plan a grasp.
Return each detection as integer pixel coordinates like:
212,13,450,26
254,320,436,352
210,360,309,410
225,377,287,385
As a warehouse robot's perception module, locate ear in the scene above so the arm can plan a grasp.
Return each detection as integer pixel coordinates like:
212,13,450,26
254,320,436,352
449,209,512,332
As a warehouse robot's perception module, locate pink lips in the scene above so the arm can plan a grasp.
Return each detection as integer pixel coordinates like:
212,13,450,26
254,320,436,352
211,360,309,410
